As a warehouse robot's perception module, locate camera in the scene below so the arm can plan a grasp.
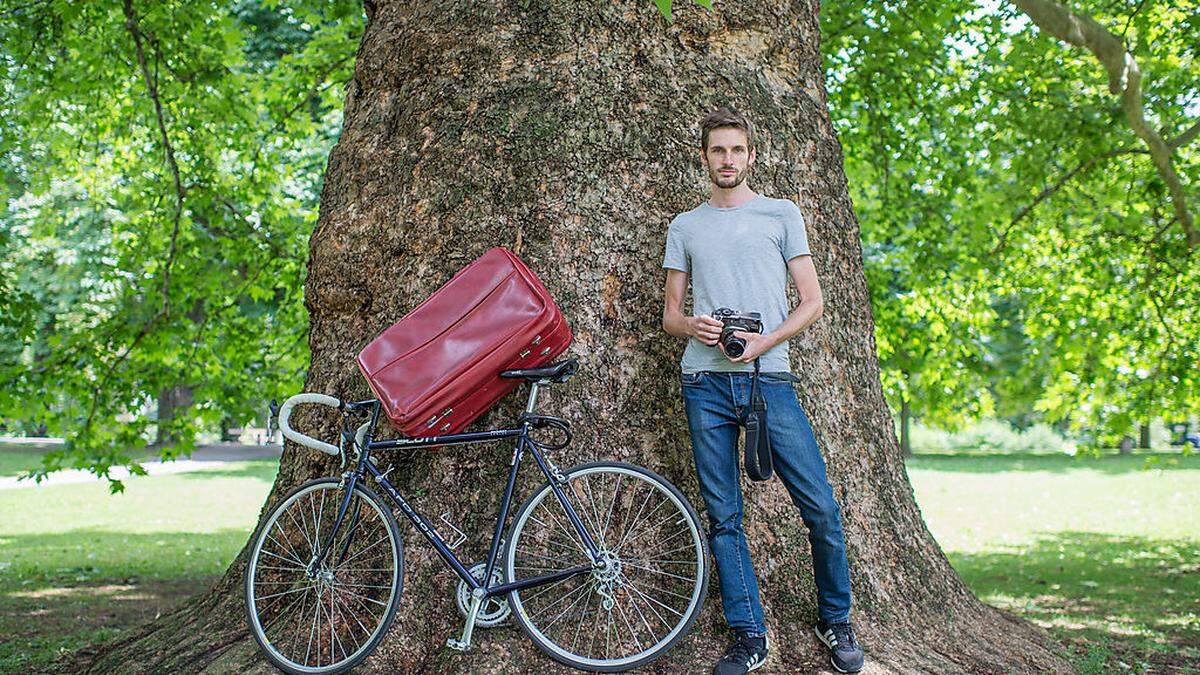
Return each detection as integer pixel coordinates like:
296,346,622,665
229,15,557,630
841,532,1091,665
711,307,763,358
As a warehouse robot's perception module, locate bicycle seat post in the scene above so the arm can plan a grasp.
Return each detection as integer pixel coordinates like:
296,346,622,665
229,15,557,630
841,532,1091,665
525,380,550,414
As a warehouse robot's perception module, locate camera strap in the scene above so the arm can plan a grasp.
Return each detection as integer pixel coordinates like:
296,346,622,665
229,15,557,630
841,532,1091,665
743,358,774,482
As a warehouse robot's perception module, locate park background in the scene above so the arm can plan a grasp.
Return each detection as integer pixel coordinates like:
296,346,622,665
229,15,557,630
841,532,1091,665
0,0,1197,672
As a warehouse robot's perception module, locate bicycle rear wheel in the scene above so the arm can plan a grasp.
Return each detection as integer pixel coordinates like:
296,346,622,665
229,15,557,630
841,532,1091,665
505,461,708,672
244,478,403,674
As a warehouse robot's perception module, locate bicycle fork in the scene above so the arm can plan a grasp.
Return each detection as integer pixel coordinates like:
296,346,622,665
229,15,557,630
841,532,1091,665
306,472,361,577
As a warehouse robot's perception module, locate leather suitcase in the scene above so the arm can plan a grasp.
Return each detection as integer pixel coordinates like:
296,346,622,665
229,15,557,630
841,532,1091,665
356,247,572,437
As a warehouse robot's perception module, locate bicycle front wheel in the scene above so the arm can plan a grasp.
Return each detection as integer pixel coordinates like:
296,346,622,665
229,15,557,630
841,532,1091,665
244,478,404,674
505,461,708,672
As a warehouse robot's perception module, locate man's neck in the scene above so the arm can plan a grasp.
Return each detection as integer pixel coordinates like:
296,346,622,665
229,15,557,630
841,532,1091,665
708,185,757,209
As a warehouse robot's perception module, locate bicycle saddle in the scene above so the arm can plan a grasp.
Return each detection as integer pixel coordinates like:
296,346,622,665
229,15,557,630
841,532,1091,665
500,357,578,383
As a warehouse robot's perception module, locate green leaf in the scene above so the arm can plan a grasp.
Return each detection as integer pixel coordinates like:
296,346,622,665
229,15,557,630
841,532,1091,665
653,0,672,21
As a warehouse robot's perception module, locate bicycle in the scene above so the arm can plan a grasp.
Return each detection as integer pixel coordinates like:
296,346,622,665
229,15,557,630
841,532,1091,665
244,357,710,673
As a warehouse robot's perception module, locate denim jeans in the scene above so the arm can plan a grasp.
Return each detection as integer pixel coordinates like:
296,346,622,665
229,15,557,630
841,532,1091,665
680,370,852,635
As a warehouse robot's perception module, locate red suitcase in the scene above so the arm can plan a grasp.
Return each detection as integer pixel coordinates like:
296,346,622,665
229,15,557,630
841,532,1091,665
356,247,573,437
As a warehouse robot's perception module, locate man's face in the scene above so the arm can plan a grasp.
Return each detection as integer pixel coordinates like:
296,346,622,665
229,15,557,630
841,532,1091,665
702,127,756,189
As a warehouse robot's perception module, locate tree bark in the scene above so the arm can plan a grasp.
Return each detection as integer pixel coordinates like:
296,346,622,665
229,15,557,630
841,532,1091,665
1011,0,1197,247
899,393,912,458
154,384,193,447
79,1,1071,672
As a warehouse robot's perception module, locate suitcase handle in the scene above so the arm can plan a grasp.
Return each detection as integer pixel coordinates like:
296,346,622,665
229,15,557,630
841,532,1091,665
278,393,342,456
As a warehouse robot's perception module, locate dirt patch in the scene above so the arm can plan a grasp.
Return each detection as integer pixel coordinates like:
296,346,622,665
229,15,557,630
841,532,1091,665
0,576,219,673
5,577,217,635
1061,635,1200,674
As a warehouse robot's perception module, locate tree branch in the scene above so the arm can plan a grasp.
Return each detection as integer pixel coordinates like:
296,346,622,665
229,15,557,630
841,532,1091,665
123,0,184,315
991,146,1146,254
83,0,188,431
1169,120,1200,150
1011,0,1198,248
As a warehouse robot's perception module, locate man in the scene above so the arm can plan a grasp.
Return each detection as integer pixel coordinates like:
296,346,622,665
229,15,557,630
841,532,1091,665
660,108,865,675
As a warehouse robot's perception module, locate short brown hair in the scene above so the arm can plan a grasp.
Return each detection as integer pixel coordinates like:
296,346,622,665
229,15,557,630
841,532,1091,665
700,107,755,151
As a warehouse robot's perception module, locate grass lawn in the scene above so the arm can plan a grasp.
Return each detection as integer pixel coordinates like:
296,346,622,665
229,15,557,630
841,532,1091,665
0,442,158,479
0,450,1196,673
0,445,60,478
0,460,277,673
907,452,1200,673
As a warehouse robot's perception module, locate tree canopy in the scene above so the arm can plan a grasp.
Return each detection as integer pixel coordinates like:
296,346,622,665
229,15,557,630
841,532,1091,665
1,0,1196,485
1,0,363,485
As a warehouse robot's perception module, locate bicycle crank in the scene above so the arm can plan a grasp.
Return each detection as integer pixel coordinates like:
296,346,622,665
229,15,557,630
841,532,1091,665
455,562,510,627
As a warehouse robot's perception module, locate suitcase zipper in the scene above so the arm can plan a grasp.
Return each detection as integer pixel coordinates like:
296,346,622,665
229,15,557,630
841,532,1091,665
427,407,454,428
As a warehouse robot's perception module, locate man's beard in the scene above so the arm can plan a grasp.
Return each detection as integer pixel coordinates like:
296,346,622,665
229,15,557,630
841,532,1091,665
709,165,748,189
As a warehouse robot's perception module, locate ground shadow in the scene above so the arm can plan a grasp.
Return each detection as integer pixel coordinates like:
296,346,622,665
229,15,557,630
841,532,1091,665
949,531,1200,669
0,529,249,672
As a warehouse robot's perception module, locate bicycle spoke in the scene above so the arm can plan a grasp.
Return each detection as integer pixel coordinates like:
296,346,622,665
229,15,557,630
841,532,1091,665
334,585,391,608
621,573,684,619
539,504,589,556
333,534,390,569
507,466,707,668
330,590,372,644
612,486,656,552
256,585,311,603
285,503,314,555
539,579,595,632
287,584,311,663
600,474,622,544
256,563,308,573
577,477,607,548
528,578,593,622
261,582,311,635
309,581,324,662
622,560,697,582
613,590,647,654
309,492,322,563
260,548,306,568
569,586,593,652
338,582,387,624
619,506,681,547
248,483,401,673
267,524,305,566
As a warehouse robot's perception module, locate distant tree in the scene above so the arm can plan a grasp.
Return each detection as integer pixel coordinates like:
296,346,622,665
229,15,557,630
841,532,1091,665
823,0,1200,442
0,0,362,485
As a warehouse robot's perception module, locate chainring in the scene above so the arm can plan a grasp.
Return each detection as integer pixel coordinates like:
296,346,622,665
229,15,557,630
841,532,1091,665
455,562,511,627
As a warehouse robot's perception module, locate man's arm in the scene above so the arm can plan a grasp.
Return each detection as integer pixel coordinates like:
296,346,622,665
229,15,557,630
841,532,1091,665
728,255,824,363
662,269,722,345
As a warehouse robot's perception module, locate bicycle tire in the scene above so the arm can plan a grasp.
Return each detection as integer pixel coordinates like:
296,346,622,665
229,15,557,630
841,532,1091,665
504,461,709,672
244,478,404,674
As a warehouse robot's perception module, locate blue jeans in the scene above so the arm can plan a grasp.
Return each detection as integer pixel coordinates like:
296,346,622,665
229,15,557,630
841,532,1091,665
680,370,852,635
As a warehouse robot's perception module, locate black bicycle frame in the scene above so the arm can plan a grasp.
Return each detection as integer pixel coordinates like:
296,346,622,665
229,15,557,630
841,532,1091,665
314,397,602,600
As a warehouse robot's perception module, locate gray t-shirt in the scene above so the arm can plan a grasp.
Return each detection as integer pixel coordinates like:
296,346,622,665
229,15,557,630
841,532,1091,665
662,194,811,374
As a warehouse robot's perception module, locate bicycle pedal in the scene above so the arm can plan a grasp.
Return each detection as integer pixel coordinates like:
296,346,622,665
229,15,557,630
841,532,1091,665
446,637,471,652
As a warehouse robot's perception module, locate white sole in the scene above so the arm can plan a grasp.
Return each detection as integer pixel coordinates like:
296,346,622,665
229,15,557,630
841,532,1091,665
813,626,861,674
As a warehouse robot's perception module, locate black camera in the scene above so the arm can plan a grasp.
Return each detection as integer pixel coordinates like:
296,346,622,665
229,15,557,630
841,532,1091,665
711,307,763,358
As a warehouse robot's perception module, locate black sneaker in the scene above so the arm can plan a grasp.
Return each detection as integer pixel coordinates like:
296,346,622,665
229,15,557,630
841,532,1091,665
814,619,864,673
713,631,769,675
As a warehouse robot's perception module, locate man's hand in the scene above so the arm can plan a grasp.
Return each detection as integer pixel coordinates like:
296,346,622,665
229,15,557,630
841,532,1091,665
725,331,775,363
687,315,723,346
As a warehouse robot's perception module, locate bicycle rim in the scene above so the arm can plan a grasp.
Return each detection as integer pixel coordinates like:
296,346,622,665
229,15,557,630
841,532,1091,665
245,480,402,674
505,463,707,671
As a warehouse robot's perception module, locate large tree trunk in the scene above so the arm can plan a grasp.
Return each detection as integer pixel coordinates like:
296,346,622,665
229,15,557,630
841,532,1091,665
79,1,1071,672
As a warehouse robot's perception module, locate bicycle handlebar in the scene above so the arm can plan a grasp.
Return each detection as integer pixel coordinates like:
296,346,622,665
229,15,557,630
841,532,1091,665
278,393,341,456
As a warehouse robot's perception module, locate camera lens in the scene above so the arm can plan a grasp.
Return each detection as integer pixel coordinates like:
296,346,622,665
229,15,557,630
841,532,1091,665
723,336,746,358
